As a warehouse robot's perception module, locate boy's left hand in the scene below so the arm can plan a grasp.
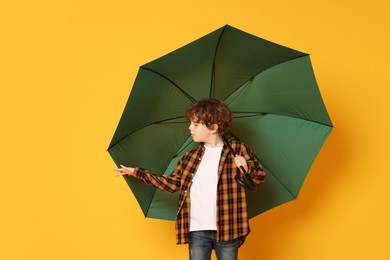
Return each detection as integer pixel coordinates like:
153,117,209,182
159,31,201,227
234,155,248,173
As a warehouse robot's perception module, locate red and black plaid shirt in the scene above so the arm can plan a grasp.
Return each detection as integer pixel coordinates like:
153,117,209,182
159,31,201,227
133,139,266,245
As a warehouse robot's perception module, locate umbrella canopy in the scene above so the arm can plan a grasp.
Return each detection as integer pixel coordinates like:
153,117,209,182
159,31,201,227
108,25,332,221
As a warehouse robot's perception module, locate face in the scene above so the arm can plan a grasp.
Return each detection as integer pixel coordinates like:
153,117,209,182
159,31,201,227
188,121,215,143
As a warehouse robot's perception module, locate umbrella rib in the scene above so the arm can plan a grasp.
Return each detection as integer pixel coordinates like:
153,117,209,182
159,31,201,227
223,54,308,103
210,25,228,98
144,189,157,219
232,112,268,118
172,135,193,158
152,116,187,125
232,111,333,127
141,66,196,103
107,117,188,150
145,135,194,219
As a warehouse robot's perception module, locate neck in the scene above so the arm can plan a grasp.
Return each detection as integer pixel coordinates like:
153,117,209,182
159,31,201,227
204,135,224,148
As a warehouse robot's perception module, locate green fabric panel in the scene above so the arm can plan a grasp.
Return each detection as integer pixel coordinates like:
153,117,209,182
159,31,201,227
227,55,332,126
246,169,295,219
145,190,180,221
214,26,305,100
231,114,332,198
147,190,179,221
108,68,193,149
109,122,190,216
109,122,190,173
142,26,224,101
146,138,198,220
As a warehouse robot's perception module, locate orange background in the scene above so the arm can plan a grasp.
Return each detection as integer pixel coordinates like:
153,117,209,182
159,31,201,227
1,0,389,259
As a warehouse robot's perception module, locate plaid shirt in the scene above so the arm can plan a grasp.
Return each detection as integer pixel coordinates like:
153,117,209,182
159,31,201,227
133,139,266,245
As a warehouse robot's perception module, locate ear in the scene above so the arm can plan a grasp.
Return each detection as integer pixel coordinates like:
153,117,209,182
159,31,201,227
210,124,219,134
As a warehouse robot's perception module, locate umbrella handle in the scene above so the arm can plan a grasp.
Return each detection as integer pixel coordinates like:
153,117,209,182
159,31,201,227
235,172,257,191
223,137,257,192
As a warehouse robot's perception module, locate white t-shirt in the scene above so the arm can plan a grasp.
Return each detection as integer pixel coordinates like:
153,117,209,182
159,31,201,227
190,145,223,232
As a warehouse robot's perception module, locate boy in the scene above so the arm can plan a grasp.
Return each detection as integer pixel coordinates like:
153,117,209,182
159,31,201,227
115,99,266,260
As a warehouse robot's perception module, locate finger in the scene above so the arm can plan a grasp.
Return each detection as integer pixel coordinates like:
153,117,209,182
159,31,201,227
114,167,125,174
115,171,126,176
234,157,243,164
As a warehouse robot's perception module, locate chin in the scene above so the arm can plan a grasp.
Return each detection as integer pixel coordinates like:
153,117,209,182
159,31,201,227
191,137,200,143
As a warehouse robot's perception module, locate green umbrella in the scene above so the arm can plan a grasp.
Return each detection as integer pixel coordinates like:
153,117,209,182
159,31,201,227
108,25,332,221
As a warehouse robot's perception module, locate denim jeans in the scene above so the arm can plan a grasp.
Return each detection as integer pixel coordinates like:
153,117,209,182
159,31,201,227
189,231,240,260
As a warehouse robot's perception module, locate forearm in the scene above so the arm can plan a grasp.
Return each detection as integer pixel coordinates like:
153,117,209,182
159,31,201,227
133,167,181,193
241,144,266,185
248,160,266,185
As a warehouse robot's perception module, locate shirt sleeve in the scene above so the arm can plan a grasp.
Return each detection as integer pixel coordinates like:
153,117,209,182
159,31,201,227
132,158,184,193
241,143,266,185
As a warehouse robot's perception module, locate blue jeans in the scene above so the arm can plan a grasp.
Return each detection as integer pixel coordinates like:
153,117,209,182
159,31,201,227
189,231,240,260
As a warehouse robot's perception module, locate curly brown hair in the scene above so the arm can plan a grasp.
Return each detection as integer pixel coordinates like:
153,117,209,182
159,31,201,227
185,99,232,136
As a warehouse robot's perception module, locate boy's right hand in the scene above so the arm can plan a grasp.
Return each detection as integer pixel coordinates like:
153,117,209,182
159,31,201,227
234,155,249,173
114,165,135,177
